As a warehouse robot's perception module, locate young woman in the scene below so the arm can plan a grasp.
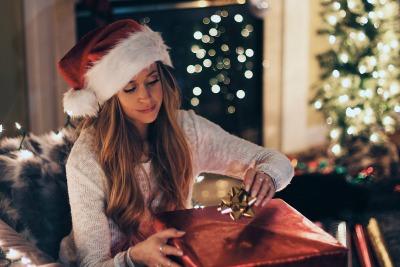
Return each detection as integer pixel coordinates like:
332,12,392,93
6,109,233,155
57,19,294,267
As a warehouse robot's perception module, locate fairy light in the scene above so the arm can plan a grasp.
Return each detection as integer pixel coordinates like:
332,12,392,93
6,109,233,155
370,133,379,142
227,106,236,114
234,14,243,22
190,97,200,106
244,70,253,79
330,128,341,139
203,59,212,67
196,49,206,59
339,53,349,63
327,15,337,25
341,77,351,88
236,90,245,99
187,65,195,74
358,65,367,74
194,64,202,73
332,1,341,10
331,144,342,155
237,54,246,62
208,49,216,56
328,35,336,44
221,44,229,52
209,28,218,37
211,14,221,23
332,69,340,78
193,87,202,96
201,35,210,43
314,100,322,109
211,85,221,93
193,31,202,40
245,49,254,57
338,95,349,103
347,126,357,135
241,29,250,37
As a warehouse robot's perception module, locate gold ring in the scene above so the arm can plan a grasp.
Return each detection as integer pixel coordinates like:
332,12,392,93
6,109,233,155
159,244,164,253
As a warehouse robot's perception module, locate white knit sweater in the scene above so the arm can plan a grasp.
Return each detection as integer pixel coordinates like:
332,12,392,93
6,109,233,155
58,109,294,267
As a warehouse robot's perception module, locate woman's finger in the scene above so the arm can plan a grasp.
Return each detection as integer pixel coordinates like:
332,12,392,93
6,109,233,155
250,173,265,198
261,181,276,207
254,180,270,206
156,228,185,240
243,167,257,192
160,244,184,257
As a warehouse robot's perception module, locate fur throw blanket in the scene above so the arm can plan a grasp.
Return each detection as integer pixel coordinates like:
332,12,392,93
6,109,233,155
0,127,77,259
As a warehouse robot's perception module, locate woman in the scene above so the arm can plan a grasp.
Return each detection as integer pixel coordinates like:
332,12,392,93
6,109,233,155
58,19,294,267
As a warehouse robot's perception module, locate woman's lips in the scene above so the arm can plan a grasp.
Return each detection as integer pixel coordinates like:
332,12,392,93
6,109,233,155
137,105,156,113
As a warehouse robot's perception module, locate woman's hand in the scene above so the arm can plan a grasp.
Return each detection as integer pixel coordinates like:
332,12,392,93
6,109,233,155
128,228,185,267
243,167,276,207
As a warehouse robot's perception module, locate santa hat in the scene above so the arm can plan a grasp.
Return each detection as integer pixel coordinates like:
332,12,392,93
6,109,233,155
57,19,173,118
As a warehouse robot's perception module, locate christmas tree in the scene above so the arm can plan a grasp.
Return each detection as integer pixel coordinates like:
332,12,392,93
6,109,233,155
312,0,400,178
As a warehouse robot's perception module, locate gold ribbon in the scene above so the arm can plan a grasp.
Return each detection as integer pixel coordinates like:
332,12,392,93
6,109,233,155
217,185,257,220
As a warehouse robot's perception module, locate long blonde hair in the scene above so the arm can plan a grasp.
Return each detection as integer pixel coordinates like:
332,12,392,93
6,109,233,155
77,61,193,236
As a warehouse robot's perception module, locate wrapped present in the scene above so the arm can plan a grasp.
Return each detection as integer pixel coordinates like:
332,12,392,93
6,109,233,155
154,199,347,267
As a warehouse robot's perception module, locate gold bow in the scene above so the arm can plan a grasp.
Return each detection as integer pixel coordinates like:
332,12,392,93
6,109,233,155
217,185,257,220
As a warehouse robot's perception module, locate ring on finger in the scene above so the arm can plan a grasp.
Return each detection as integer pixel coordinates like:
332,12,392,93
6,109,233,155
159,244,165,253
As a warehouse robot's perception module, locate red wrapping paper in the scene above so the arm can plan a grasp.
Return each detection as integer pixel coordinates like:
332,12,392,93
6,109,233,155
154,199,347,267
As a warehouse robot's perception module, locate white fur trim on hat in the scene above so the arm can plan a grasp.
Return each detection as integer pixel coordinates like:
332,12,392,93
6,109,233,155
85,25,173,106
63,88,99,118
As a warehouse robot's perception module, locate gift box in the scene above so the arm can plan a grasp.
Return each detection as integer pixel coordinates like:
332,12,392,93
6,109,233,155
154,199,347,267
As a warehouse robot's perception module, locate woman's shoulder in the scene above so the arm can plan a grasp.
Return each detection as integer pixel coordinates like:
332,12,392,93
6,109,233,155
66,125,100,174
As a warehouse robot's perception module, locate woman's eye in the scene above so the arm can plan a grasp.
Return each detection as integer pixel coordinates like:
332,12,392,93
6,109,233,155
148,78,159,85
124,87,136,93
123,78,158,93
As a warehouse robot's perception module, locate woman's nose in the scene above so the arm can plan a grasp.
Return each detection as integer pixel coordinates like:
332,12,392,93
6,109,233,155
137,85,151,102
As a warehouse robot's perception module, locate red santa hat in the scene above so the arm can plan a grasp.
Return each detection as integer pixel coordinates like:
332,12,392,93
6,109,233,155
57,19,173,118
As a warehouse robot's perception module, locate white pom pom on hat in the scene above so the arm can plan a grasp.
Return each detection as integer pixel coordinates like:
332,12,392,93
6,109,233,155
57,19,173,118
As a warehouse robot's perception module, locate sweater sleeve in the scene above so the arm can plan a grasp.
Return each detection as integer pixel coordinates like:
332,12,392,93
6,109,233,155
66,155,136,267
185,110,294,192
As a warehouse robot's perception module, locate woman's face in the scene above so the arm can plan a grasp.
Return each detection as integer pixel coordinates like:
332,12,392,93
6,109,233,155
117,63,163,128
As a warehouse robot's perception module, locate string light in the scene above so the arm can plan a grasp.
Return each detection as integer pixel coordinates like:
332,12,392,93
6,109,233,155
211,14,221,23
236,90,246,99
193,31,202,40
193,87,202,96
203,59,212,67
244,70,253,79
234,14,243,22
211,84,221,93
190,97,200,106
